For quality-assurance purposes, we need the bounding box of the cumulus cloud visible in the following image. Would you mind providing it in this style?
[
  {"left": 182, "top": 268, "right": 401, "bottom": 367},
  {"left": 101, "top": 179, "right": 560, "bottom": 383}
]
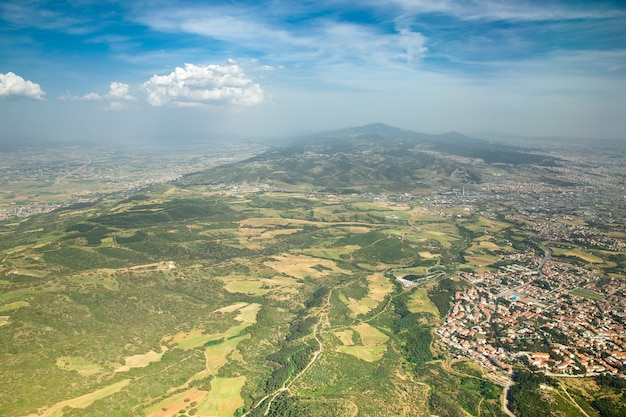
[
  {"left": 142, "top": 62, "right": 263, "bottom": 107},
  {"left": 0, "top": 72, "right": 45, "bottom": 100},
  {"left": 60, "top": 81, "right": 135, "bottom": 109},
  {"left": 105, "top": 82, "right": 135, "bottom": 109}
]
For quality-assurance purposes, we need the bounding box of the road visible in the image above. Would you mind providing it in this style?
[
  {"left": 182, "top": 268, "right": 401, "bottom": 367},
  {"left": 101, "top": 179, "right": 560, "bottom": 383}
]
[
  {"left": 501, "top": 377, "right": 516, "bottom": 417},
  {"left": 536, "top": 243, "right": 552, "bottom": 279}
]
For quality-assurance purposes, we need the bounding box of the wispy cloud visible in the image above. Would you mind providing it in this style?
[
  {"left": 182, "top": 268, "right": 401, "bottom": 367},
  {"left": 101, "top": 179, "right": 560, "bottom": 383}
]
[
  {"left": 0, "top": 0, "right": 99, "bottom": 34},
  {"left": 133, "top": 6, "right": 295, "bottom": 49},
  {"left": 0, "top": 72, "right": 45, "bottom": 100},
  {"left": 142, "top": 61, "right": 264, "bottom": 107},
  {"left": 132, "top": 4, "right": 428, "bottom": 70},
  {"left": 388, "top": 0, "right": 626, "bottom": 21}
]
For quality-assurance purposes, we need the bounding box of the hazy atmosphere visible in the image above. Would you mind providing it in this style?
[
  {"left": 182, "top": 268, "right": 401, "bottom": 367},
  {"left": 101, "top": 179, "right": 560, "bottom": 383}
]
[
  {"left": 1, "top": 0, "right": 625, "bottom": 143},
  {"left": 4, "top": 3, "right": 626, "bottom": 417}
]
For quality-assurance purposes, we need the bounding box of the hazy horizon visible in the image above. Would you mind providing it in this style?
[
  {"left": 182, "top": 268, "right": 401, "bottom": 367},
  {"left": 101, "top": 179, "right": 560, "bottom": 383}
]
[{"left": 1, "top": 0, "right": 625, "bottom": 144}]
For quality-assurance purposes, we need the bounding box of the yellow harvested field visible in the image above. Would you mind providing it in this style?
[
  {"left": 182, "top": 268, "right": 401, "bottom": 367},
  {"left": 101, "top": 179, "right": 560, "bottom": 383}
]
[
  {"left": 234, "top": 303, "right": 261, "bottom": 323},
  {"left": 215, "top": 302, "right": 249, "bottom": 313},
  {"left": 205, "top": 334, "right": 250, "bottom": 375},
  {"left": 334, "top": 330, "right": 355, "bottom": 346},
  {"left": 354, "top": 323, "right": 388, "bottom": 346},
  {"left": 220, "top": 276, "right": 269, "bottom": 295},
  {"left": 346, "top": 296, "right": 377, "bottom": 316},
  {"left": 478, "top": 241, "right": 501, "bottom": 251},
  {"left": 407, "top": 287, "right": 439, "bottom": 316},
  {"left": 337, "top": 344, "right": 387, "bottom": 363},
  {"left": 464, "top": 255, "right": 498, "bottom": 267},
  {"left": 42, "top": 379, "right": 130, "bottom": 417},
  {"left": 337, "top": 323, "right": 388, "bottom": 363},
  {"left": 165, "top": 303, "right": 260, "bottom": 350},
  {"left": 367, "top": 273, "right": 394, "bottom": 302},
  {"left": 218, "top": 274, "right": 301, "bottom": 296},
  {"left": 260, "top": 228, "right": 302, "bottom": 239},
  {"left": 56, "top": 356, "right": 102, "bottom": 377},
  {"left": 145, "top": 388, "right": 208, "bottom": 417},
  {"left": 342, "top": 274, "right": 392, "bottom": 316},
  {"left": 418, "top": 251, "right": 439, "bottom": 259},
  {"left": 196, "top": 376, "right": 247, "bottom": 417},
  {"left": 342, "top": 226, "right": 371, "bottom": 234},
  {"left": 126, "top": 262, "right": 167, "bottom": 271},
  {"left": 115, "top": 347, "right": 167, "bottom": 373},
  {"left": 224, "top": 280, "right": 267, "bottom": 295},
  {"left": 265, "top": 254, "right": 352, "bottom": 279},
  {"left": 165, "top": 329, "right": 222, "bottom": 350}
]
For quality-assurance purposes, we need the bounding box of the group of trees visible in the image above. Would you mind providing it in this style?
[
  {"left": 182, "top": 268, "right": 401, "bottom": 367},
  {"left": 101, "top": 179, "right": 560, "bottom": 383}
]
[{"left": 507, "top": 366, "right": 555, "bottom": 416}]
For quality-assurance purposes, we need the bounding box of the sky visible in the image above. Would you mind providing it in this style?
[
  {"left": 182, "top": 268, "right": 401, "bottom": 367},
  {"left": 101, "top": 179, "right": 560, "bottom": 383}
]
[{"left": 1, "top": 0, "right": 625, "bottom": 144}]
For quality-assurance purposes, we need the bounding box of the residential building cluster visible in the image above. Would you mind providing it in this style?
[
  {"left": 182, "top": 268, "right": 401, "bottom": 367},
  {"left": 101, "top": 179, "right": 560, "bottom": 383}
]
[{"left": 437, "top": 253, "right": 626, "bottom": 377}]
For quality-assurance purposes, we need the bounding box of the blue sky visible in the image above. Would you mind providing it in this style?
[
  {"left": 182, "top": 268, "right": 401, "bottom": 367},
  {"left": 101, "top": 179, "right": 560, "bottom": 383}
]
[{"left": 1, "top": 0, "right": 625, "bottom": 143}]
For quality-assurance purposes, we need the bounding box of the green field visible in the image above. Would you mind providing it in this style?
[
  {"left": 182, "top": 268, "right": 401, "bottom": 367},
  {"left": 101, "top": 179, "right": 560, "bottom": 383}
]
[
  {"left": 569, "top": 288, "right": 605, "bottom": 301},
  {"left": 0, "top": 188, "right": 496, "bottom": 416}
]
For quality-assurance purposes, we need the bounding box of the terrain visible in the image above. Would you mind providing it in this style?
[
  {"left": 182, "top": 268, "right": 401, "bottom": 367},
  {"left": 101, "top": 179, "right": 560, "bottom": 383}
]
[{"left": 0, "top": 124, "right": 624, "bottom": 417}]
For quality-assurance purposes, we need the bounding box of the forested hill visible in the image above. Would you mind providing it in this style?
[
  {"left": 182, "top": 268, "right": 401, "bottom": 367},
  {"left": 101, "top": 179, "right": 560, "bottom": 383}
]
[{"left": 178, "top": 123, "right": 558, "bottom": 193}]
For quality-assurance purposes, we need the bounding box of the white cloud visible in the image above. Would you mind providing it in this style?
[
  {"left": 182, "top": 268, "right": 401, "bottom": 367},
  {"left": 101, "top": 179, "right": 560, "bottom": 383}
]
[
  {"left": 142, "top": 62, "right": 264, "bottom": 107},
  {"left": 85, "top": 92, "right": 104, "bottom": 101},
  {"left": 60, "top": 82, "right": 135, "bottom": 109},
  {"left": 0, "top": 72, "right": 45, "bottom": 100},
  {"left": 107, "top": 82, "right": 134, "bottom": 101}
]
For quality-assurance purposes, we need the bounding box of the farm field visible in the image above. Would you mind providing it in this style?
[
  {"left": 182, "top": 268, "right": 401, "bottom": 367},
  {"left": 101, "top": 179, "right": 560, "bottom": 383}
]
[{"left": 0, "top": 182, "right": 507, "bottom": 417}]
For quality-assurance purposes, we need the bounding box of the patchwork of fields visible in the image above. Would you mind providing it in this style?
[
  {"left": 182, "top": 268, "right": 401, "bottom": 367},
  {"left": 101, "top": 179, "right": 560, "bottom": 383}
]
[{"left": 1, "top": 179, "right": 623, "bottom": 417}]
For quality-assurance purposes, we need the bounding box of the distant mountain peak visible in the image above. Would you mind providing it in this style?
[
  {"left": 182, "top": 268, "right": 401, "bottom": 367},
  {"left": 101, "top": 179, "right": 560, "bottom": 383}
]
[
  {"left": 441, "top": 131, "right": 467, "bottom": 138},
  {"left": 361, "top": 122, "right": 400, "bottom": 130},
  {"left": 320, "top": 123, "right": 412, "bottom": 138}
]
